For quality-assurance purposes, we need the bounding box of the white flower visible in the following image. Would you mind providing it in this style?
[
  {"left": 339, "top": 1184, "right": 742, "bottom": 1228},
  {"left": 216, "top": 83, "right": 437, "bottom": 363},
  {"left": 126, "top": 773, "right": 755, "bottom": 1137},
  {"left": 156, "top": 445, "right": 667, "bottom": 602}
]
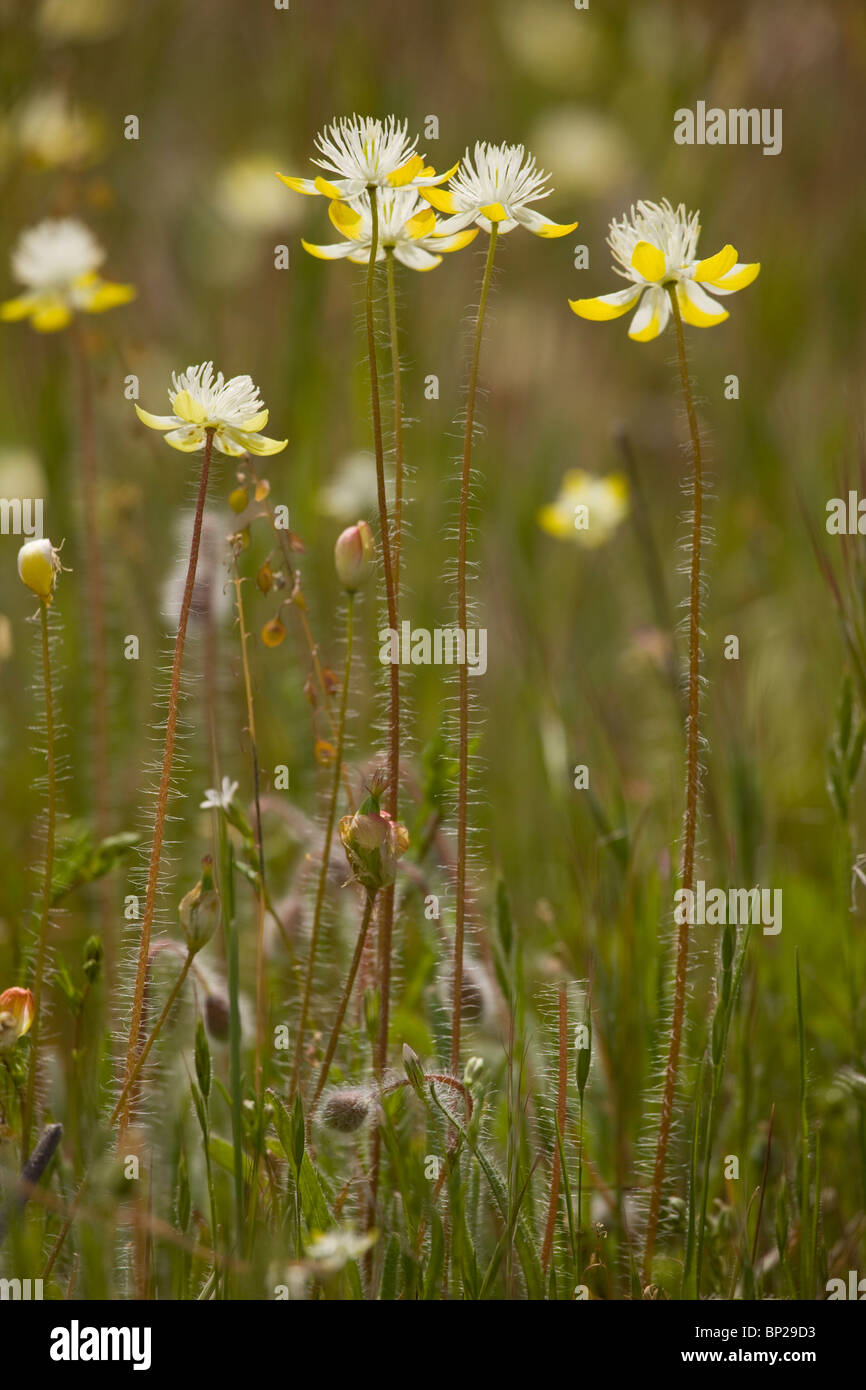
[
  {"left": 303, "top": 1225, "right": 377, "bottom": 1273},
  {"left": 1, "top": 218, "right": 135, "bottom": 332},
  {"left": 200, "top": 777, "right": 239, "bottom": 812},
  {"left": 570, "top": 199, "right": 760, "bottom": 342},
  {"left": 538, "top": 469, "right": 629, "bottom": 547},
  {"left": 135, "top": 362, "right": 288, "bottom": 457},
  {"left": 423, "top": 141, "right": 577, "bottom": 238},
  {"left": 14, "top": 89, "right": 103, "bottom": 168},
  {"left": 277, "top": 114, "right": 456, "bottom": 200},
  {"left": 302, "top": 188, "right": 477, "bottom": 272}
]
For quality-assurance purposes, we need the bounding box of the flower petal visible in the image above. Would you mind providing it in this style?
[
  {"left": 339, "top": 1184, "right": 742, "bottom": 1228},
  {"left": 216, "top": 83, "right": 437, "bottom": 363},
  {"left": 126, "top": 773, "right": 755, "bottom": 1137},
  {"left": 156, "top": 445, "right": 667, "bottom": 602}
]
[
  {"left": 165, "top": 426, "right": 206, "bottom": 452},
  {"left": 677, "top": 279, "right": 729, "bottom": 327},
  {"left": 480, "top": 201, "right": 509, "bottom": 222},
  {"left": 693, "top": 244, "right": 737, "bottom": 283},
  {"left": 135, "top": 404, "right": 179, "bottom": 431},
  {"left": 275, "top": 174, "right": 320, "bottom": 194},
  {"left": 421, "top": 186, "right": 458, "bottom": 213},
  {"left": 242, "top": 431, "right": 288, "bottom": 456},
  {"left": 301, "top": 238, "right": 358, "bottom": 261},
  {"left": 418, "top": 161, "right": 460, "bottom": 187},
  {"left": 432, "top": 228, "right": 479, "bottom": 253},
  {"left": 31, "top": 300, "right": 73, "bottom": 332},
  {"left": 429, "top": 210, "right": 476, "bottom": 236},
  {"left": 394, "top": 244, "right": 442, "bottom": 272},
  {"left": 0, "top": 293, "right": 38, "bottom": 322},
  {"left": 630, "top": 240, "right": 667, "bottom": 282},
  {"left": 705, "top": 261, "right": 761, "bottom": 295},
  {"left": 328, "top": 200, "right": 363, "bottom": 240},
  {"left": 404, "top": 206, "right": 437, "bottom": 239},
  {"left": 628, "top": 286, "right": 670, "bottom": 341},
  {"left": 172, "top": 389, "right": 209, "bottom": 424},
  {"left": 514, "top": 207, "right": 578, "bottom": 238},
  {"left": 569, "top": 285, "right": 643, "bottom": 321},
  {"left": 240, "top": 409, "right": 269, "bottom": 432},
  {"left": 387, "top": 154, "right": 425, "bottom": 187},
  {"left": 314, "top": 175, "right": 344, "bottom": 199},
  {"left": 214, "top": 429, "right": 250, "bottom": 458}
]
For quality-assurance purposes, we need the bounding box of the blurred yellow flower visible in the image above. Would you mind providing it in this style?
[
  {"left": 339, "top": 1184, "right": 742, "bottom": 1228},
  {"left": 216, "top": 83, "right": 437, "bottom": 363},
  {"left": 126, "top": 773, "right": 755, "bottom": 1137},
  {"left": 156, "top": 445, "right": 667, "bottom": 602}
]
[
  {"left": 423, "top": 141, "right": 577, "bottom": 238},
  {"left": 538, "top": 470, "right": 628, "bottom": 547},
  {"left": 1, "top": 219, "right": 135, "bottom": 333},
  {"left": 277, "top": 115, "right": 456, "bottom": 200},
  {"left": 570, "top": 199, "right": 759, "bottom": 343},
  {"left": 38, "top": 0, "right": 129, "bottom": 42},
  {"left": 216, "top": 154, "right": 301, "bottom": 233},
  {"left": 303, "top": 190, "right": 477, "bottom": 271},
  {"left": 135, "top": 362, "right": 288, "bottom": 457}
]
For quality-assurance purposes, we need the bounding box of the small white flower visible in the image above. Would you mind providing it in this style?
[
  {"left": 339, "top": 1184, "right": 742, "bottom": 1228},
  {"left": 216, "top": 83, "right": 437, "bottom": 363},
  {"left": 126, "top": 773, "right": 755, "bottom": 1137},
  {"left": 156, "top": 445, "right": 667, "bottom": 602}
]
[
  {"left": 302, "top": 188, "right": 477, "bottom": 272},
  {"left": 200, "top": 776, "right": 239, "bottom": 812},
  {"left": 570, "top": 198, "right": 760, "bottom": 342},
  {"left": 277, "top": 114, "right": 456, "bottom": 200},
  {"left": 135, "top": 361, "right": 288, "bottom": 457},
  {"left": 304, "top": 1225, "right": 377, "bottom": 1273},
  {"left": 423, "top": 141, "right": 577, "bottom": 238},
  {"left": 1, "top": 218, "right": 134, "bottom": 332}
]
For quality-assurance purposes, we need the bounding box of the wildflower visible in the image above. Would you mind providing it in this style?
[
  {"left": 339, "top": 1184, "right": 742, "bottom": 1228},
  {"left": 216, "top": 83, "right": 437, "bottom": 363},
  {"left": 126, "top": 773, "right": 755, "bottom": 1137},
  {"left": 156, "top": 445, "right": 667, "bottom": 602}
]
[
  {"left": 422, "top": 141, "right": 577, "bottom": 238},
  {"left": 569, "top": 198, "right": 760, "bottom": 342},
  {"left": 303, "top": 190, "right": 477, "bottom": 271},
  {"left": 13, "top": 89, "right": 103, "bottom": 169},
  {"left": 320, "top": 1087, "right": 372, "bottom": 1133},
  {"left": 1, "top": 219, "right": 135, "bottom": 332},
  {"left": 200, "top": 776, "right": 239, "bottom": 813},
  {"left": 277, "top": 114, "right": 455, "bottom": 200},
  {"left": 135, "top": 362, "right": 288, "bottom": 457},
  {"left": 215, "top": 153, "right": 300, "bottom": 233},
  {"left": 303, "top": 1225, "right": 377, "bottom": 1273},
  {"left": 0, "top": 986, "right": 35, "bottom": 1051},
  {"left": 538, "top": 469, "right": 629, "bottom": 547},
  {"left": 339, "top": 787, "right": 409, "bottom": 893},
  {"left": 334, "top": 519, "right": 375, "bottom": 592},
  {"left": 178, "top": 857, "right": 220, "bottom": 955},
  {"left": 17, "top": 537, "right": 63, "bottom": 604}
]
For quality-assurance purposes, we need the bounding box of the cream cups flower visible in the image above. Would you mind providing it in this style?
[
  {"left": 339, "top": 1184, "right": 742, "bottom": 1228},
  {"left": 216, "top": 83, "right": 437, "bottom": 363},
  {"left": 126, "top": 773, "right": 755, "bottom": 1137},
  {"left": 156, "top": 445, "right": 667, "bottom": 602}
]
[
  {"left": 277, "top": 114, "right": 456, "bottom": 200},
  {"left": 569, "top": 198, "right": 760, "bottom": 342},
  {"left": 135, "top": 362, "right": 288, "bottom": 456},
  {"left": 302, "top": 189, "right": 477, "bottom": 271},
  {"left": 1, "top": 218, "right": 135, "bottom": 332},
  {"left": 0, "top": 986, "right": 35, "bottom": 1051},
  {"left": 538, "top": 469, "right": 629, "bottom": 547},
  {"left": 422, "top": 140, "right": 577, "bottom": 238}
]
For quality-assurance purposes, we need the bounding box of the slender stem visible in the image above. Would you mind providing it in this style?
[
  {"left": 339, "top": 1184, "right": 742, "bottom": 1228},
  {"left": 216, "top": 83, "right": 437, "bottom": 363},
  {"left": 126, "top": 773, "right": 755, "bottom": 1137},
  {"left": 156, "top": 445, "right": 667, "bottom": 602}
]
[
  {"left": 310, "top": 888, "right": 377, "bottom": 1114},
  {"left": 643, "top": 287, "right": 705, "bottom": 1283},
  {"left": 232, "top": 567, "right": 268, "bottom": 1093},
  {"left": 22, "top": 600, "right": 56, "bottom": 1160},
  {"left": 541, "top": 983, "right": 568, "bottom": 1272},
  {"left": 117, "top": 430, "right": 214, "bottom": 1143},
  {"left": 385, "top": 248, "right": 404, "bottom": 587},
  {"left": 452, "top": 226, "right": 498, "bottom": 1073},
  {"left": 292, "top": 594, "right": 355, "bottom": 1096},
  {"left": 71, "top": 327, "right": 113, "bottom": 974},
  {"left": 218, "top": 815, "right": 244, "bottom": 1266},
  {"left": 108, "top": 954, "right": 193, "bottom": 1129}
]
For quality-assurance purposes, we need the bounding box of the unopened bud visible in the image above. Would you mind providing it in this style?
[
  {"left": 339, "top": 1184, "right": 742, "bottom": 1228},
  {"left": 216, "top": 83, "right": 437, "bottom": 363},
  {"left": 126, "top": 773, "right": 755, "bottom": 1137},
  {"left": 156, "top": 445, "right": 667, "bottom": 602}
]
[
  {"left": 321, "top": 1087, "right": 372, "bottom": 1133},
  {"left": 83, "top": 935, "right": 103, "bottom": 985},
  {"left": 18, "top": 538, "right": 62, "bottom": 605},
  {"left": 178, "top": 856, "right": 220, "bottom": 954},
  {"left": 338, "top": 783, "right": 409, "bottom": 892},
  {"left": 334, "top": 520, "right": 374, "bottom": 593},
  {"left": 402, "top": 1043, "right": 426, "bottom": 1098},
  {"left": 0, "top": 986, "right": 35, "bottom": 1051}
]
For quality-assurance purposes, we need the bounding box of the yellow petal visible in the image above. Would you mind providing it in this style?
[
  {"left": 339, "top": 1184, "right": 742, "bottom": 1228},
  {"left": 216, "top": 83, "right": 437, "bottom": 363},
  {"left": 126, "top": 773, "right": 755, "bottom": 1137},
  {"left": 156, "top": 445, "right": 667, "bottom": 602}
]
[
  {"left": 32, "top": 302, "right": 72, "bottom": 332},
  {"left": 711, "top": 261, "right": 761, "bottom": 292},
  {"left": 171, "top": 389, "right": 208, "bottom": 425},
  {"left": 427, "top": 161, "right": 459, "bottom": 185},
  {"left": 82, "top": 279, "right": 137, "bottom": 313},
  {"left": 569, "top": 287, "right": 642, "bottom": 321},
  {"left": 314, "top": 175, "right": 343, "bottom": 199},
  {"left": 244, "top": 433, "right": 288, "bottom": 456},
  {"left": 676, "top": 281, "right": 729, "bottom": 327},
  {"left": 404, "top": 206, "right": 437, "bottom": 239},
  {"left": 241, "top": 409, "right": 269, "bottom": 432},
  {"left": 630, "top": 241, "right": 666, "bottom": 282},
  {"left": 328, "top": 200, "right": 363, "bottom": 240},
  {"left": 134, "top": 404, "right": 177, "bottom": 430},
  {"left": 436, "top": 228, "right": 479, "bottom": 253},
  {"left": 532, "top": 218, "right": 578, "bottom": 238},
  {"left": 165, "top": 427, "right": 206, "bottom": 452},
  {"left": 480, "top": 202, "right": 508, "bottom": 222},
  {"left": 275, "top": 174, "right": 319, "bottom": 194},
  {"left": 387, "top": 153, "right": 424, "bottom": 186},
  {"left": 693, "top": 244, "right": 737, "bottom": 283},
  {"left": 0, "top": 294, "right": 37, "bottom": 322},
  {"left": 421, "top": 186, "right": 458, "bottom": 213}
]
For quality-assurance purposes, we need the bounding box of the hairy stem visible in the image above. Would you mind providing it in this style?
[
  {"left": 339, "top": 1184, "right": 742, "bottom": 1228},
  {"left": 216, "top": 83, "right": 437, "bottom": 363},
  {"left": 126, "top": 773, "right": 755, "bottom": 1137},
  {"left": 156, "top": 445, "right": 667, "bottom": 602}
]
[
  {"left": 541, "top": 983, "right": 568, "bottom": 1272},
  {"left": 310, "top": 888, "right": 377, "bottom": 1114},
  {"left": 452, "top": 226, "right": 498, "bottom": 1073},
  {"left": 292, "top": 594, "right": 355, "bottom": 1097},
  {"left": 22, "top": 600, "right": 56, "bottom": 1160},
  {"left": 118, "top": 429, "right": 214, "bottom": 1143},
  {"left": 109, "top": 953, "right": 193, "bottom": 1129},
  {"left": 643, "top": 287, "right": 705, "bottom": 1283},
  {"left": 385, "top": 248, "right": 404, "bottom": 586}
]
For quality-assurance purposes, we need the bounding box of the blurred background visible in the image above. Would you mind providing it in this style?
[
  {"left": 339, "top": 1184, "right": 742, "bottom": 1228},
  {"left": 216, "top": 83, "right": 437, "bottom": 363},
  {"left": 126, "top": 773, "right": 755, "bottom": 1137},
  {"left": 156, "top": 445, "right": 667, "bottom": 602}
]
[{"left": 1, "top": 0, "right": 866, "bottom": 1269}]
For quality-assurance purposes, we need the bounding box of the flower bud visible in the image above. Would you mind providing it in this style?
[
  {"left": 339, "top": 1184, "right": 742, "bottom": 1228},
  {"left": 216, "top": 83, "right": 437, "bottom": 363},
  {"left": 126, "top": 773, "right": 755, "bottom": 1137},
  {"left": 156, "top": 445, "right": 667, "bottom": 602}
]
[
  {"left": 321, "top": 1087, "right": 372, "bottom": 1133},
  {"left": 339, "top": 801, "right": 409, "bottom": 892},
  {"left": 82, "top": 934, "right": 103, "bottom": 985},
  {"left": 178, "top": 856, "right": 220, "bottom": 954},
  {"left": 0, "top": 986, "right": 35, "bottom": 1051},
  {"left": 17, "top": 537, "right": 62, "bottom": 605},
  {"left": 402, "top": 1043, "right": 426, "bottom": 1098},
  {"left": 334, "top": 520, "right": 374, "bottom": 593},
  {"left": 463, "top": 1056, "right": 485, "bottom": 1087}
]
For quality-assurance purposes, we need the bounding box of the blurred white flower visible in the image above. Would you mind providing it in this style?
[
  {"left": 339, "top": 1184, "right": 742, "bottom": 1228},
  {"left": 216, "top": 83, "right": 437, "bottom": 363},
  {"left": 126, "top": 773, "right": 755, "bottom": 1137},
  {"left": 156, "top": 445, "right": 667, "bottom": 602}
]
[
  {"left": 303, "top": 1225, "right": 377, "bottom": 1273},
  {"left": 529, "top": 107, "right": 633, "bottom": 196},
  {"left": 215, "top": 154, "right": 302, "bottom": 233},
  {"left": 14, "top": 89, "right": 103, "bottom": 169},
  {"left": 538, "top": 469, "right": 629, "bottom": 547},
  {"left": 201, "top": 777, "right": 239, "bottom": 813}
]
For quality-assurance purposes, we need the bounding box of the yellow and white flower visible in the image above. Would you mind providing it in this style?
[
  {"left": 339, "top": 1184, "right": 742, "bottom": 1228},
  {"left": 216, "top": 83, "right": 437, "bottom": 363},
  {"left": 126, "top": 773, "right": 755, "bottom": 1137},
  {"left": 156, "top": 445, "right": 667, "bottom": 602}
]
[
  {"left": 135, "top": 362, "right": 288, "bottom": 457},
  {"left": 302, "top": 189, "right": 477, "bottom": 271},
  {"left": 13, "top": 89, "right": 103, "bottom": 169},
  {"left": 18, "top": 537, "right": 63, "bottom": 604},
  {"left": 569, "top": 198, "right": 759, "bottom": 343},
  {"left": 277, "top": 114, "right": 456, "bottom": 200},
  {"left": 422, "top": 141, "right": 577, "bottom": 238},
  {"left": 0, "top": 986, "right": 35, "bottom": 1051},
  {"left": 538, "top": 470, "right": 629, "bottom": 547},
  {"left": 1, "top": 218, "right": 135, "bottom": 333}
]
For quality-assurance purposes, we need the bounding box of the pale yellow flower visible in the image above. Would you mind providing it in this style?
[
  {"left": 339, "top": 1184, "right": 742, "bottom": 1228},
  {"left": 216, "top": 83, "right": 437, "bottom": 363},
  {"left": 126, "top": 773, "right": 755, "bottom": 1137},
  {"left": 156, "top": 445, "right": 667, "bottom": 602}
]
[
  {"left": 423, "top": 141, "right": 577, "bottom": 238},
  {"left": 302, "top": 189, "right": 477, "bottom": 271},
  {"left": 538, "top": 470, "right": 628, "bottom": 547},
  {"left": 1, "top": 219, "right": 135, "bottom": 333},
  {"left": 277, "top": 114, "right": 456, "bottom": 201},
  {"left": 135, "top": 362, "right": 287, "bottom": 457}
]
